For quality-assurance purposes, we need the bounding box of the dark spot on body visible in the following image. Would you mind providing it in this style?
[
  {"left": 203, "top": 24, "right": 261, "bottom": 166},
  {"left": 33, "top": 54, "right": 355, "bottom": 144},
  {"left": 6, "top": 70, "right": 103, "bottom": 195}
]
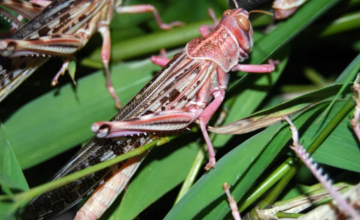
[
  {"left": 160, "top": 96, "right": 169, "bottom": 104},
  {"left": 178, "top": 96, "right": 187, "bottom": 103},
  {"left": 78, "top": 14, "right": 87, "bottom": 22},
  {"left": 144, "top": 110, "right": 154, "bottom": 115},
  {"left": 38, "top": 26, "right": 51, "bottom": 37},
  {"left": 169, "top": 89, "right": 180, "bottom": 102},
  {"left": 62, "top": 26, "right": 69, "bottom": 33},
  {"left": 60, "top": 13, "right": 71, "bottom": 23},
  {"left": 31, "top": 3, "right": 42, "bottom": 8}
]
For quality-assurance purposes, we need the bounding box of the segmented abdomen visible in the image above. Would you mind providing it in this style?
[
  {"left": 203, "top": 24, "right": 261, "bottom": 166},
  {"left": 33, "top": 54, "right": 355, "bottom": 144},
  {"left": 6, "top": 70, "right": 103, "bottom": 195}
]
[{"left": 74, "top": 154, "right": 147, "bottom": 220}]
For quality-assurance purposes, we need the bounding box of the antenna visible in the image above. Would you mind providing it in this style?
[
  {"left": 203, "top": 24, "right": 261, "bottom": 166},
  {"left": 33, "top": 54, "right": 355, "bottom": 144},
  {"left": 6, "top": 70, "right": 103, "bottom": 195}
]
[
  {"left": 232, "top": 0, "right": 239, "bottom": 8},
  {"left": 249, "top": 10, "right": 273, "bottom": 16}
]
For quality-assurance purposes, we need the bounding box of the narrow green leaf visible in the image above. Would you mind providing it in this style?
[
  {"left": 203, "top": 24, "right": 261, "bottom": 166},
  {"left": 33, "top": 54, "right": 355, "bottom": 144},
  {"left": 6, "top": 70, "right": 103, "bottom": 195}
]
[
  {"left": 68, "top": 59, "right": 77, "bottom": 85},
  {"left": 114, "top": 141, "right": 200, "bottom": 220},
  {"left": 320, "top": 11, "right": 360, "bottom": 37},
  {"left": 303, "top": 103, "right": 360, "bottom": 172},
  {"left": 165, "top": 98, "right": 356, "bottom": 219},
  {"left": 317, "top": 53, "right": 360, "bottom": 123},
  {"left": 0, "top": 201, "right": 16, "bottom": 220},
  {"left": 164, "top": 122, "right": 286, "bottom": 220},
  {"left": 335, "top": 53, "right": 360, "bottom": 84},
  {"left": 0, "top": 124, "right": 29, "bottom": 192}
]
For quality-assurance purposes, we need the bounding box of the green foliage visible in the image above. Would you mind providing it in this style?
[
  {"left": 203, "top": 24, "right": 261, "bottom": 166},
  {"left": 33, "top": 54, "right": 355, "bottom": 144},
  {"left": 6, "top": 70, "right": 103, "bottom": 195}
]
[
  {"left": 1, "top": 0, "right": 360, "bottom": 219},
  {"left": 0, "top": 125, "right": 29, "bottom": 193}
]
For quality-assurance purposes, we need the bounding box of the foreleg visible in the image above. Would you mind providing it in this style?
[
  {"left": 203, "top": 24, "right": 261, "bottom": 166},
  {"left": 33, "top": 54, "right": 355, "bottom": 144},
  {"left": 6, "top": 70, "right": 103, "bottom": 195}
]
[
  {"left": 98, "top": 25, "right": 121, "bottom": 109},
  {"left": 231, "top": 59, "right": 279, "bottom": 73},
  {"left": 51, "top": 57, "right": 73, "bottom": 86},
  {"left": 116, "top": 5, "right": 184, "bottom": 30},
  {"left": 199, "top": 8, "right": 219, "bottom": 36},
  {"left": 151, "top": 49, "right": 170, "bottom": 67}
]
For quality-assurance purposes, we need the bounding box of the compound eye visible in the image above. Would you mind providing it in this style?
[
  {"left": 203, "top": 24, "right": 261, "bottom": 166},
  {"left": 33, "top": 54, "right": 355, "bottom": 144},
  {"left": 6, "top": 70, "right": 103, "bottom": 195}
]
[
  {"left": 222, "top": 9, "right": 232, "bottom": 17},
  {"left": 236, "top": 15, "right": 250, "bottom": 32}
]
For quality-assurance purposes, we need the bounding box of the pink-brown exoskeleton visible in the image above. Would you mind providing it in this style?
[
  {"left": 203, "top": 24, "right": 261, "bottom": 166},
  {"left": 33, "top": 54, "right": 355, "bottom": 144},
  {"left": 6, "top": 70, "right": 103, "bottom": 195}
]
[
  {"left": 17, "top": 7, "right": 277, "bottom": 220},
  {"left": 273, "top": 0, "right": 308, "bottom": 20},
  {"left": 0, "top": 0, "right": 183, "bottom": 109},
  {"left": 92, "top": 7, "right": 278, "bottom": 171}
]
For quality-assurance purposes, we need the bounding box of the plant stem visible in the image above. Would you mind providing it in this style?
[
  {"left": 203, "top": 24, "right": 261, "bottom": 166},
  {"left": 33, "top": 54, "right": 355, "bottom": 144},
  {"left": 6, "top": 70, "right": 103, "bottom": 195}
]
[
  {"left": 257, "top": 163, "right": 298, "bottom": 210},
  {"left": 174, "top": 144, "right": 205, "bottom": 204},
  {"left": 239, "top": 158, "right": 294, "bottom": 211},
  {"left": 1, "top": 136, "right": 174, "bottom": 207},
  {"left": 256, "top": 97, "right": 355, "bottom": 209},
  {"left": 307, "top": 98, "right": 355, "bottom": 153}
]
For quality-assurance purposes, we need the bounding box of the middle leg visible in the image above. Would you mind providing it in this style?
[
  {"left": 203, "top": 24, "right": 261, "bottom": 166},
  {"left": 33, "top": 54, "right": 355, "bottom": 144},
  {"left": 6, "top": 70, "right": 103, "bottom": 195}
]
[{"left": 98, "top": 25, "right": 121, "bottom": 109}]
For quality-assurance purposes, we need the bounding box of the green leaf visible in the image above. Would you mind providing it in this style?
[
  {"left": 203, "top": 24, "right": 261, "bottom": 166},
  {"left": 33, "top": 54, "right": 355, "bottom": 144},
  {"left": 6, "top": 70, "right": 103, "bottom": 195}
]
[
  {"left": 317, "top": 53, "right": 360, "bottom": 123},
  {"left": 0, "top": 124, "right": 29, "bottom": 192},
  {"left": 303, "top": 103, "right": 360, "bottom": 172},
  {"left": 165, "top": 100, "right": 339, "bottom": 220},
  {"left": 68, "top": 59, "right": 77, "bottom": 86},
  {"left": 113, "top": 141, "right": 200, "bottom": 220},
  {"left": 0, "top": 201, "right": 16, "bottom": 220},
  {"left": 164, "top": 118, "right": 288, "bottom": 220}
]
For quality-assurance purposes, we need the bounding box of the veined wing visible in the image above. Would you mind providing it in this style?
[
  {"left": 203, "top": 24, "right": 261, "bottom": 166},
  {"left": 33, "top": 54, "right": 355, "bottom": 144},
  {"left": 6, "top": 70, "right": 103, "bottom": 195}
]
[
  {"left": 0, "top": 56, "right": 48, "bottom": 102},
  {"left": 0, "top": 0, "right": 108, "bottom": 103},
  {"left": 11, "top": 0, "right": 106, "bottom": 40},
  {"left": 18, "top": 50, "right": 216, "bottom": 219}
]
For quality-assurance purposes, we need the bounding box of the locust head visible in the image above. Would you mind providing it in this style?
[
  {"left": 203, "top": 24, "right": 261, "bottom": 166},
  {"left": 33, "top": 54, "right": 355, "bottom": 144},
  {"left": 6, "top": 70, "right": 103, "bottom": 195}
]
[{"left": 220, "top": 8, "right": 253, "bottom": 53}]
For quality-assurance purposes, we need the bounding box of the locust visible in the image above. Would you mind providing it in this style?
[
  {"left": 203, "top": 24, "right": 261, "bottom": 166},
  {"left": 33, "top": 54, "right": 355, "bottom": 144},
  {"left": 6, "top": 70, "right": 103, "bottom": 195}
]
[
  {"left": 222, "top": 116, "right": 360, "bottom": 220},
  {"left": 17, "top": 5, "right": 278, "bottom": 220},
  {"left": 0, "top": 0, "right": 182, "bottom": 109}
]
